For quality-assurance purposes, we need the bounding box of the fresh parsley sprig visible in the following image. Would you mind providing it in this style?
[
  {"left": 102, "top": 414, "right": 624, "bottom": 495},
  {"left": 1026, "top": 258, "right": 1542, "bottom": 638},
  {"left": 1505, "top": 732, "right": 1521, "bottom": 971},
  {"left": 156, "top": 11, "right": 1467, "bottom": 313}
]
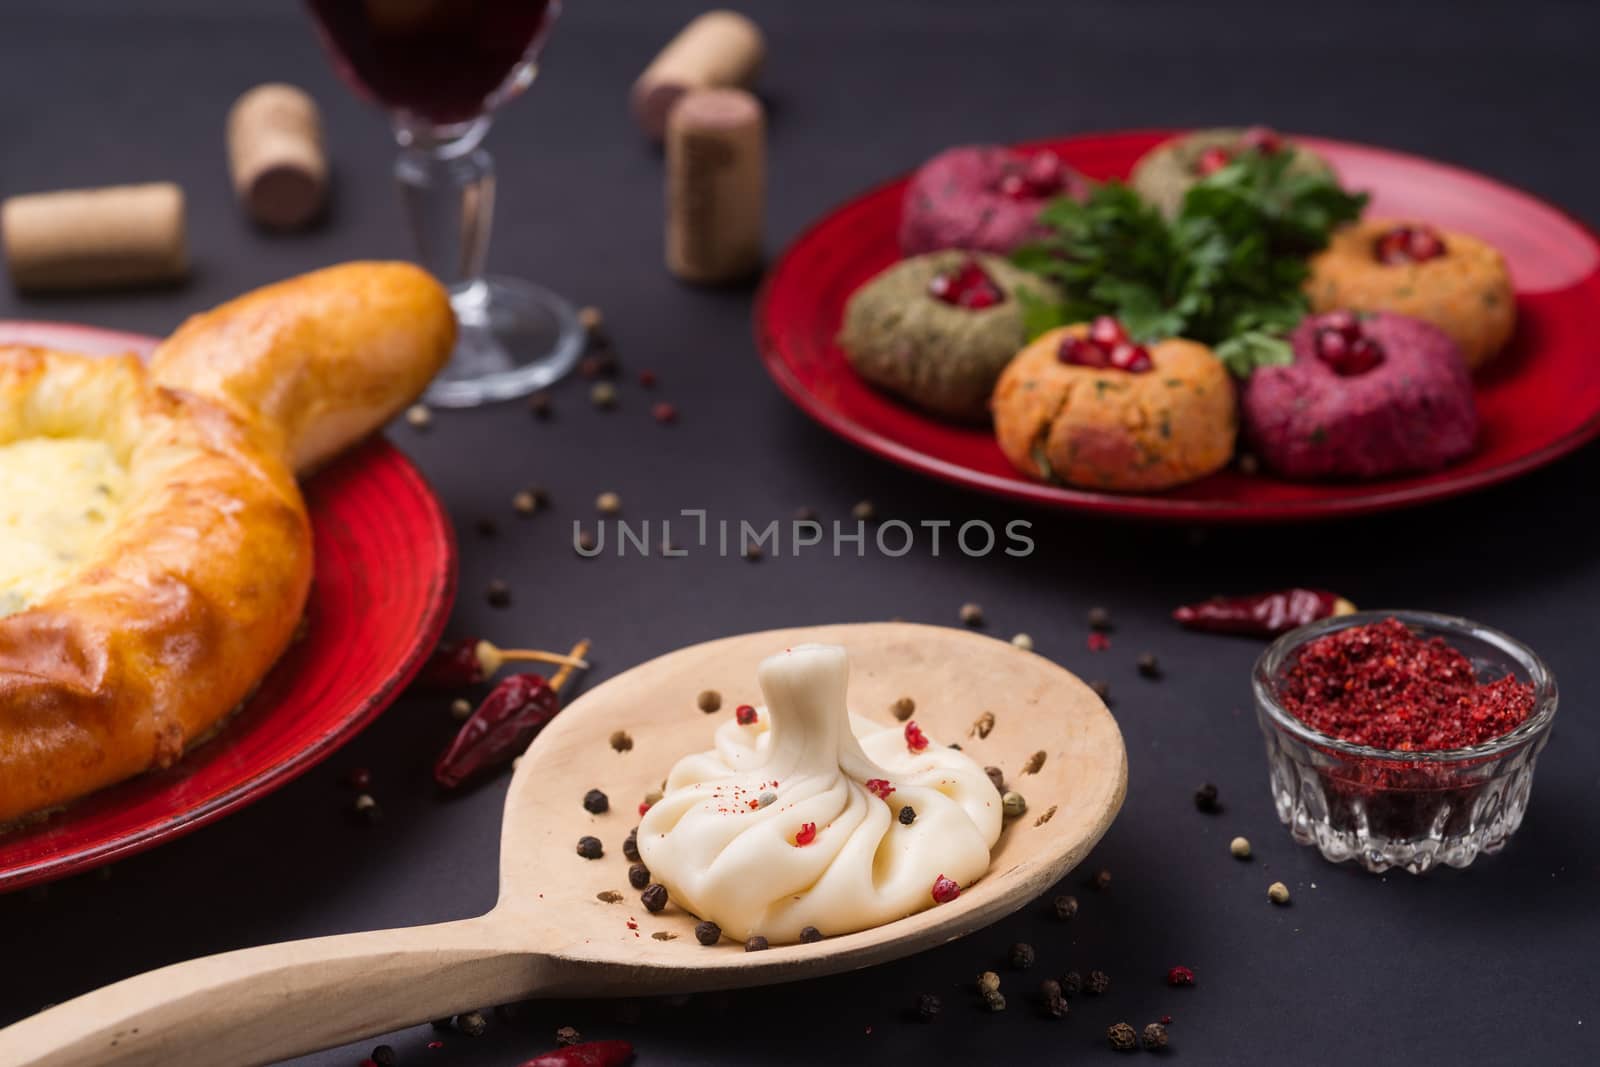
[{"left": 1012, "top": 149, "right": 1368, "bottom": 376}]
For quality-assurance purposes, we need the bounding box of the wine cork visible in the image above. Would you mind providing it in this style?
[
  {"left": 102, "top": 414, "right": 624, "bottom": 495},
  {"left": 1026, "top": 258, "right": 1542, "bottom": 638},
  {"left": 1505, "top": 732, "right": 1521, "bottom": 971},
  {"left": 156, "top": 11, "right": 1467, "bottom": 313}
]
[
  {"left": 632, "top": 10, "right": 765, "bottom": 141},
  {"left": 665, "top": 88, "right": 764, "bottom": 285},
  {"left": 227, "top": 83, "right": 327, "bottom": 230},
  {"left": 2, "top": 183, "right": 187, "bottom": 292}
]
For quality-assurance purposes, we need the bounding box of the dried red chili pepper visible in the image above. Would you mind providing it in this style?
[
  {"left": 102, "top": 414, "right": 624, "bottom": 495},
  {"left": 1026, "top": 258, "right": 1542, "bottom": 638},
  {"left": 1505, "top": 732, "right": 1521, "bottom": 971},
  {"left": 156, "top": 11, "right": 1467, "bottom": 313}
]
[
  {"left": 421, "top": 636, "right": 589, "bottom": 688},
  {"left": 433, "top": 640, "right": 589, "bottom": 788},
  {"left": 1172, "top": 589, "right": 1355, "bottom": 637},
  {"left": 517, "top": 1040, "right": 635, "bottom": 1067}
]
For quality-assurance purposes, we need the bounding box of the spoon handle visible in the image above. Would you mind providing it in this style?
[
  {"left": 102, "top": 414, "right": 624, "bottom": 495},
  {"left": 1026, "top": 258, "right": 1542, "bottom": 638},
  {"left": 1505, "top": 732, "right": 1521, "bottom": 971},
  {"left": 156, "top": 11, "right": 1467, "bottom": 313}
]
[{"left": 0, "top": 914, "right": 552, "bottom": 1067}]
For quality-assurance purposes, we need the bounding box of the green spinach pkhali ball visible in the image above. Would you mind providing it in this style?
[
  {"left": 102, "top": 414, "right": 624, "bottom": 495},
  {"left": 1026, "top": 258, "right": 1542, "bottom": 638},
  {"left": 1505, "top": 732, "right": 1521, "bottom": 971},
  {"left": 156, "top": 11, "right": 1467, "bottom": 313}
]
[
  {"left": 837, "top": 251, "right": 1060, "bottom": 421},
  {"left": 1130, "top": 126, "right": 1335, "bottom": 217}
]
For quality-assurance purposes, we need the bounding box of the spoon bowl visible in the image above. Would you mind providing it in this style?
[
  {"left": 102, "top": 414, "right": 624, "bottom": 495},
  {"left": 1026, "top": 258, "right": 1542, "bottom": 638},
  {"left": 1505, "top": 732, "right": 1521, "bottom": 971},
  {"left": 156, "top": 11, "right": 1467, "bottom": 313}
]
[{"left": 1, "top": 623, "right": 1125, "bottom": 1065}]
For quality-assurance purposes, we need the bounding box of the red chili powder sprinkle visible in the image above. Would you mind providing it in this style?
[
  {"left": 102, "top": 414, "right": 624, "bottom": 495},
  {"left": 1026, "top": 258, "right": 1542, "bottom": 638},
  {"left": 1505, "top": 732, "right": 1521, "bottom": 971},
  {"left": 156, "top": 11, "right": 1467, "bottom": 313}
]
[
  {"left": 795, "top": 821, "right": 817, "bottom": 846},
  {"left": 1087, "top": 632, "right": 1111, "bottom": 652},
  {"left": 930, "top": 874, "right": 961, "bottom": 903},
  {"left": 736, "top": 704, "right": 758, "bottom": 725},
  {"left": 1279, "top": 618, "right": 1536, "bottom": 751},
  {"left": 904, "top": 720, "right": 929, "bottom": 752},
  {"left": 865, "top": 778, "right": 894, "bottom": 800}
]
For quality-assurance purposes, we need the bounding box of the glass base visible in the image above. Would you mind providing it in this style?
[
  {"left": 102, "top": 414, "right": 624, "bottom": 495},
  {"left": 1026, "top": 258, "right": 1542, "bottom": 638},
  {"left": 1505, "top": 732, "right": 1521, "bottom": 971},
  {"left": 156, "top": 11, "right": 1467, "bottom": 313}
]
[{"left": 425, "top": 276, "right": 583, "bottom": 407}]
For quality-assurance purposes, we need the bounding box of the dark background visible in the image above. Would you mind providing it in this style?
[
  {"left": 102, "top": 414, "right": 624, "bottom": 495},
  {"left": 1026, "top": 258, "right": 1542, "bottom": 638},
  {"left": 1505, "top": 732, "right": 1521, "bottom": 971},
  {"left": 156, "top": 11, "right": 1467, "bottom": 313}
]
[{"left": 2, "top": 1, "right": 1598, "bottom": 1064}]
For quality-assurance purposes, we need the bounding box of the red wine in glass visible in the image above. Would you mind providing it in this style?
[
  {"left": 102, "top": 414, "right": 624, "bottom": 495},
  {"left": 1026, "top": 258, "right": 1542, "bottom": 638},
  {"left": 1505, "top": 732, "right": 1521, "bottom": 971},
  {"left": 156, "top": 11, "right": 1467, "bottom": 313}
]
[
  {"left": 308, "top": 0, "right": 555, "bottom": 126},
  {"left": 306, "top": 0, "right": 580, "bottom": 407}
]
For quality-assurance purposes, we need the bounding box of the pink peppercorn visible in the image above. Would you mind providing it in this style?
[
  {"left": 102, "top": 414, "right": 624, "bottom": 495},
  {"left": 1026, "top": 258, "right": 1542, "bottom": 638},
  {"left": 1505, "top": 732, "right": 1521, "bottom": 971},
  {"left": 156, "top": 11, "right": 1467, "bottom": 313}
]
[
  {"left": 1167, "top": 965, "right": 1195, "bottom": 986},
  {"left": 865, "top": 778, "right": 894, "bottom": 800},
  {"left": 736, "top": 704, "right": 758, "bottom": 725},
  {"left": 931, "top": 874, "right": 961, "bottom": 903},
  {"left": 904, "top": 721, "right": 929, "bottom": 752},
  {"left": 795, "top": 822, "right": 817, "bottom": 846}
]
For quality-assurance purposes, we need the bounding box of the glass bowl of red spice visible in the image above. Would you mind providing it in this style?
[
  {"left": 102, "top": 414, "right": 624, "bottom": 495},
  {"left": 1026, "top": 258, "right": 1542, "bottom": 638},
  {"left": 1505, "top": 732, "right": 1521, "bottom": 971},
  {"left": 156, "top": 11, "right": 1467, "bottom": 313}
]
[{"left": 1253, "top": 610, "right": 1557, "bottom": 874}]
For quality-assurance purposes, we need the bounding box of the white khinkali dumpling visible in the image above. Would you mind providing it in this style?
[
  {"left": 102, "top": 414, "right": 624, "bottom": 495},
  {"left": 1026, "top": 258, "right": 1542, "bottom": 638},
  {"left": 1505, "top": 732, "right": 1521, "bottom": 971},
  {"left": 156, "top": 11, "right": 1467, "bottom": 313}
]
[{"left": 638, "top": 643, "right": 1002, "bottom": 942}]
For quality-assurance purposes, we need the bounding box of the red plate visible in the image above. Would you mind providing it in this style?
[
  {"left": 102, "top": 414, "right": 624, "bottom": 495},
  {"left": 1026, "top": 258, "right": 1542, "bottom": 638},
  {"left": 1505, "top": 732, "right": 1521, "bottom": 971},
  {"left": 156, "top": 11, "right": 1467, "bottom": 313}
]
[
  {"left": 755, "top": 130, "right": 1600, "bottom": 520},
  {"left": 0, "top": 322, "right": 456, "bottom": 890}
]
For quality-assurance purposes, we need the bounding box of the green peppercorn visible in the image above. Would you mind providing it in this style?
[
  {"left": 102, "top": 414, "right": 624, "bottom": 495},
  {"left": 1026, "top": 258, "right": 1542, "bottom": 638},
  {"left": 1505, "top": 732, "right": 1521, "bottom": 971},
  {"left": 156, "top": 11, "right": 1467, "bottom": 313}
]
[
  {"left": 1142, "top": 1022, "right": 1169, "bottom": 1050},
  {"left": 977, "top": 970, "right": 1001, "bottom": 996},
  {"left": 983, "top": 991, "right": 1007, "bottom": 1012},
  {"left": 1002, "top": 791, "right": 1028, "bottom": 818},
  {"left": 456, "top": 1011, "right": 487, "bottom": 1038},
  {"left": 555, "top": 1025, "right": 582, "bottom": 1047},
  {"left": 1230, "top": 836, "right": 1252, "bottom": 859},
  {"left": 1268, "top": 881, "right": 1291, "bottom": 905}
]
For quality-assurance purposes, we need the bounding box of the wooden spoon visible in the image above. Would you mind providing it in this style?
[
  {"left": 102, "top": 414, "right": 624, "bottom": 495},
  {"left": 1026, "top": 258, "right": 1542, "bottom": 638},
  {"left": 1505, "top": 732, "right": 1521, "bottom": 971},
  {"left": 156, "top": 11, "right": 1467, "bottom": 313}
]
[{"left": 0, "top": 623, "right": 1126, "bottom": 1066}]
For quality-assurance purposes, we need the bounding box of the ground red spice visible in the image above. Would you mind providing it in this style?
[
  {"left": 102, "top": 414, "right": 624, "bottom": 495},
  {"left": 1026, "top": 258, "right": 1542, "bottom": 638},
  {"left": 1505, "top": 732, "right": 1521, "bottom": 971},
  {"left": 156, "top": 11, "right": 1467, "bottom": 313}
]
[{"left": 1280, "top": 618, "right": 1535, "bottom": 750}]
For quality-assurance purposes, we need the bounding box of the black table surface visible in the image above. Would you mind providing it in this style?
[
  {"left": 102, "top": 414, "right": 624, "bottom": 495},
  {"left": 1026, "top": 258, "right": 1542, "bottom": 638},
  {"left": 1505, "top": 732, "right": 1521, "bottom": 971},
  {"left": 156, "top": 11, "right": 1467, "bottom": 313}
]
[{"left": 2, "top": 1, "right": 1598, "bottom": 1064}]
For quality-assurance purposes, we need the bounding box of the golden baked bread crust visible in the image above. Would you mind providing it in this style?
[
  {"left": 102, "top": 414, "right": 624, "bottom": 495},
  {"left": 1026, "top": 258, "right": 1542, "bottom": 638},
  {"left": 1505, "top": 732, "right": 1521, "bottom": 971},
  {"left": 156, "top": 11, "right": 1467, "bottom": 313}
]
[{"left": 0, "top": 261, "right": 453, "bottom": 824}]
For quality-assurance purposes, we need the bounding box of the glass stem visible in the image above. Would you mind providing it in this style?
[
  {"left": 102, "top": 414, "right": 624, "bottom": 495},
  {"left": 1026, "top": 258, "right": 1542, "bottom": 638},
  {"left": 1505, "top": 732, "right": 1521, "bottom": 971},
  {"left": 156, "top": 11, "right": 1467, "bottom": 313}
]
[{"left": 393, "top": 117, "right": 496, "bottom": 297}]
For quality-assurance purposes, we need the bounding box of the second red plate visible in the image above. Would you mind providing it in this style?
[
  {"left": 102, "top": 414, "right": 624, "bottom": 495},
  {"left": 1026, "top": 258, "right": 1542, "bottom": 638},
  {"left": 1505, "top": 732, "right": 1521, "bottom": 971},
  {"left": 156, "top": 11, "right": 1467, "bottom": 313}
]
[
  {"left": 755, "top": 130, "right": 1600, "bottom": 520},
  {"left": 0, "top": 322, "right": 457, "bottom": 891}
]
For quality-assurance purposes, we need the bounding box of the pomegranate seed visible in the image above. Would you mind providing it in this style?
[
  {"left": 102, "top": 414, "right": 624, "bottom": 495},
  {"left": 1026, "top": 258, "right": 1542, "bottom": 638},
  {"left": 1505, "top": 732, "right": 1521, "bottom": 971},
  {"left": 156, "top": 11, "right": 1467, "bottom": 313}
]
[
  {"left": 1375, "top": 224, "right": 1447, "bottom": 265},
  {"left": 735, "top": 704, "right": 758, "bottom": 725},
  {"left": 1314, "top": 328, "right": 1350, "bottom": 363},
  {"left": 1345, "top": 336, "right": 1385, "bottom": 374},
  {"left": 1196, "top": 146, "right": 1233, "bottom": 175},
  {"left": 1023, "top": 151, "right": 1065, "bottom": 195},
  {"left": 1317, "top": 325, "right": 1385, "bottom": 376},
  {"left": 905, "top": 720, "right": 929, "bottom": 752},
  {"left": 794, "top": 822, "right": 817, "bottom": 846},
  {"left": 1108, "top": 342, "right": 1154, "bottom": 374},
  {"left": 1089, "top": 315, "right": 1127, "bottom": 348},
  {"left": 652, "top": 401, "right": 678, "bottom": 424},
  {"left": 1319, "top": 309, "right": 1361, "bottom": 340},
  {"left": 1239, "top": 125, "right": 1283, "bottom": 154},
  {"left": 928, "top": 259, "right": 1006, "bottom": 310},
  {"left": 865, "top": 778, "right": 894, "bottom": 800},
  {"left": 997, "top": 172, "right": 1030, "bottom": 199},
  {"left": 1167, "top": 965, "right": 1196, "bottom": 986},
  {"left": 930, "top": 874, "right": 961, "bottom": 904},
  {"left": 1058, "top": 334, "right": 1109, "bottom": 368}
]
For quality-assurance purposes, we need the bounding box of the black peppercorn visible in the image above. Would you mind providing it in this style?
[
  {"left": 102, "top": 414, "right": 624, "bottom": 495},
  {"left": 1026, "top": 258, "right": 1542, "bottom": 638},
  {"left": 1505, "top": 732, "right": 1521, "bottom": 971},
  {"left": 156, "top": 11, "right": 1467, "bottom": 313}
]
[
  {"left": 456, "top": 1011, "right": 487, "bottom": 1037},
  {"left": 641, "top": 883, "right": 668, "bottom": 913},
  {"left": 528, "top": 391, "right": 553, "bottom": 418},
  {"left": 485, "top": 579, "right": 511, "bottom": 608},
  {"left": 1087, "top": 970, "right": 1112, "bottom": 995},
  {"left": 431, "top": 1018, "right": 454, "bottom": 1032},
  {"left": 575, "top": 836, "right": 603, "bottom": 860},
  {"left": 1194, "top": 782, "right": 1222, "bottom": 814},
  {"left": 799, "top": 925, "right": 823, "bottom": 943},
  {"left": 371, "top": 1045, "right": 398, "bottom": 1066},
  {"left": 916, "top": 992, "right": 942, "bottom": 1022},
  {"left": 695, "top": 920, "right": 721, "bottom": 946},
  {"left": 985, "top": 766, "right": 1005, "bottom": 793},
  {"left": 1053, "top": 894, "right": 1079, "bottom": 921},
  {"left": 1089, "top": 679, "right": 1112, "bottom": 704},
  {"left": 623, "top": 828, "right": 641, "bottom": 862},
  {"left": 1108, "top": 1022, "right": 1137, "bottom": 1052},
  {"left": 898, "top": 805, "right": 917, "bottom": 825},
  {"left": 1136, "top": 652, "right": 1162, "bottom": 679},
  {"left": 628, "top": 863, "right": 651, "bottom": 890},
  {"left": 1092, "top": 868, "right": 1112, "bottom": 892},
  {"left": 1062, "top": 971, "right": 1083, "bottom": 996},
  {"left": 983, "top": 990, "right": 1007, "bottom": 1012},
  {"left": 1087, "top": 606, "right": 1113, "bottom": 631},
  {"left": 744, "top": 935, "right": 769, "bottom": 952},
  {"left": 1009, "top": 942, "right": 1035, "bottom": 970},
  {"left": 474, "top": 517, "right": 498, "bottom": 539},
  {"left": 583, "top": 788, "right": 609, "bottom": 814},
  {"left": 1040, "top": 979, "right": 1068, "bottom": 1019},
  {"left": 1142, "top": 1022, "right": 1169, "bottom": 1050},
  {"left": 555, "top": 1025, "right": 582, "bottom": 1047}
]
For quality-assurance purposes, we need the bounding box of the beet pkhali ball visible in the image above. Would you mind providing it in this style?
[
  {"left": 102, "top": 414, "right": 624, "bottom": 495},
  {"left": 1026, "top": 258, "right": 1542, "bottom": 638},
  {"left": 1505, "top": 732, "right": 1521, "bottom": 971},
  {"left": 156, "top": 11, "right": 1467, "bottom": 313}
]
[
  {"left": 993, "top": 317, "right": 1237, "bottom": 491},
  {"left": 899, "top": 145, "right": 1091, "bottom": 256},
  {"left": 838, "top": 252, "right": 1061, "bottom": 421},
  {"left": 1130, "top": 126, "right": 1335, "bottom": 217},
  {"left": 1306, "top": 218, "right": 1515, "bottom": 371},
  {"left": 1241, "top": 310, "right": 1477, "bottom": 480}
]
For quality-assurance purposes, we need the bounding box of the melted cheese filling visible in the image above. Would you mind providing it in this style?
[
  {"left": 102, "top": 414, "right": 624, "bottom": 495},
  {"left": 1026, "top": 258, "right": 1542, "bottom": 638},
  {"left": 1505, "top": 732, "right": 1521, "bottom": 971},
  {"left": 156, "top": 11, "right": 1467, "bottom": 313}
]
[{"left": 0, "top": 437, "right": 128, "bottom": 616}]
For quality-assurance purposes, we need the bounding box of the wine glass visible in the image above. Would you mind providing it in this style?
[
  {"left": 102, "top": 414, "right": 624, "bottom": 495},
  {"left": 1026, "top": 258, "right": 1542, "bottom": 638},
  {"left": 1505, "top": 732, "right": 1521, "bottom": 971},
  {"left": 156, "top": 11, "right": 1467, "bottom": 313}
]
[{"left": 307, "top": 0, "right": 581, "bottom": 407}]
